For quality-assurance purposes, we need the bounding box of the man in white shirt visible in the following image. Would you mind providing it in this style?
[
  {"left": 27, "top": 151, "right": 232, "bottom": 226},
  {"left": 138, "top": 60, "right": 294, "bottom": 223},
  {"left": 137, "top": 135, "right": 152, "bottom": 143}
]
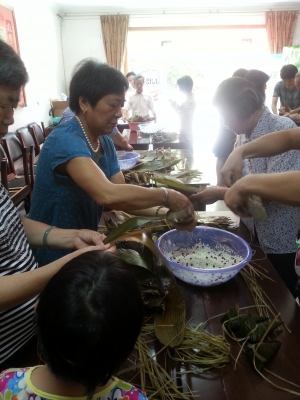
[
  {"left": 125, "top": 71, "right": 136, "bottom": 101},
  {"left": 123, "top": 74, "right": 156, "bottom": 121}
]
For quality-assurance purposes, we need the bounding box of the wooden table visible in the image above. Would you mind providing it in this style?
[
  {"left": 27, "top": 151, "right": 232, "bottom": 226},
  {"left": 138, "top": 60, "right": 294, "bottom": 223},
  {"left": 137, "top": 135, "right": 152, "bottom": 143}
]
[
  {"left": 1, "top": 222, "right": 299, "bottom": 400},
  {"left": 122, "top": 129, "right": 191, "bottom": 150},
  {"left": 121, "top": 222, "right": 300, "bottom": 400},
  {"left": 117, "top": 119, "right": 129, "bottom": 133}
]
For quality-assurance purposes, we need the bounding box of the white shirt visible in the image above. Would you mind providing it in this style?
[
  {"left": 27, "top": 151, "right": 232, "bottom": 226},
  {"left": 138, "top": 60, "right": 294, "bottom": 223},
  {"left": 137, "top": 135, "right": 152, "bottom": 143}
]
[
  {"left": 123, "top": 91, "right": 156, "bottom": 117},
  {"left": 125, "top": 85, "right": 136, "bottom": 101}
]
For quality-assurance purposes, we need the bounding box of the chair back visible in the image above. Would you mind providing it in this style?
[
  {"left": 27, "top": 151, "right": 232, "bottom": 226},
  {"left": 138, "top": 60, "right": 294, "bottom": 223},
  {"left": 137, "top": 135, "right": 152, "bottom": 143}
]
[
  {"left": 17, "top": 126, "right": 39, "bottom": 161},
  {"left": 28, "top": 122, "right": 44, "bottom": 153},
  {"left": 0, "top": 144, "right": 13, "bottom": 188},
  {"left": 1, "top": 132, "right": 24, "bottom": 175}
]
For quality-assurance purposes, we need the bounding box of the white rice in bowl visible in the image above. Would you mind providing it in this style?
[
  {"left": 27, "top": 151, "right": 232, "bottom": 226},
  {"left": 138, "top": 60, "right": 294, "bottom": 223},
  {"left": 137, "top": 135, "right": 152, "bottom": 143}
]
[{"left": 166, "top": 240, "right": 244, "bottom": 270}]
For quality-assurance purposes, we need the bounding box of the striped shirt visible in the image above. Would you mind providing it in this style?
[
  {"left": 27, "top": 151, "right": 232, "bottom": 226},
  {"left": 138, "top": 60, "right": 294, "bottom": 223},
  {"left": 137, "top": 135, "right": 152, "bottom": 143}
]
[{"left": 0, "top": 184, "right": 38, "bottom": 363}]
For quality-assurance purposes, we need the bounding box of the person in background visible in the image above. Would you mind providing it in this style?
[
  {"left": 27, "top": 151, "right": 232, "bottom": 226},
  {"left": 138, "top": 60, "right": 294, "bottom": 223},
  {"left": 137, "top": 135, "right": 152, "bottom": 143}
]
[
  {"left": 295, "top": 71, "right": 300, "bottom": 91},
  {"left": 191, "top": 77, "right": 300, "bottom": 296},
  {"left": 244, "top": 69, "right": 270, "bottom": 97},
  {"left": 0, "top": 251, "right": 147, "bottom": 400},
  {"left": 221, "top": 127, "right": 300, "bottom": 303},
  {"left": 213, "top": 68, "right": 248, "bottom": 185},
  {"left": 169, "top": 75, "right": 196, "bottom": 152},
  {"left": 125, "top": 71, "right": 136, "bottom": 100},
  {"left": 122, "top": 74, "right": 156, "bottom": 121},
  {"left": 59, "top": 106, "right": 133, "bottom": 151},
  {"left": 0, "top": 40, "right": 112, "bottom": 367},
  {"left": 220, "top": 128, "right": 300, "bottom": 213},
  {"left": 271, "top": 64, "right": 300, "bottom": 115},
  {"left": 282, "top": 72, "right": 300, "bottom": 125},
  {"left": 29, "top": 59, "right": 196, "bottom": 267},
  {"left": 213, "top": 69, "right": 269, "bottom": 185}
]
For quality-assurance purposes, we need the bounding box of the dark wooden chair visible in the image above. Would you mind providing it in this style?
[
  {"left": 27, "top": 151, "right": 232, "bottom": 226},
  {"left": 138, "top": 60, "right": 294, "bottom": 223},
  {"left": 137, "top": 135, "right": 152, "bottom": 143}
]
[
  {"left": 40, "top": 122, "right": 47, "bottom": 138},
  {"left": 1, "top": 133, "right": 33, "bottom": 212},
  {"left": 16, "top": 128, "right": 37, "bottom": 189},
  {"left": 0, "top": 141, "right": 31, "bottom": 213},
  {"left": 27, "top": 122, "right": 45, "bottom": 155}
]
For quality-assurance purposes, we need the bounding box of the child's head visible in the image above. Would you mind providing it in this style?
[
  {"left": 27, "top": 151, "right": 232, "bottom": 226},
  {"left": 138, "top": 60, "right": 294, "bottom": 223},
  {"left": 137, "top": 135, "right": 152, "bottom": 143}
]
[
  {"left": 35, "top": 250, "right": 144, "bottom": 398},
  {"left": 177, "top": 75, "right": 193, "bottom": 93}
]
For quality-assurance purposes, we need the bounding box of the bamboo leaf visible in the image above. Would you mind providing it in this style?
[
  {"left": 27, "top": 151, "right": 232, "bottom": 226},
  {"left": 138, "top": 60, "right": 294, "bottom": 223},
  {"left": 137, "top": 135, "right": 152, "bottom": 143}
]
[
  {"left": 154, "top": 280, "right": 186, "bottom": 347},
  {"left": 103, "top": 216, "right": 161, "bottom": 245},
  {"left": 104, "top": 230, "right": 186, "bottom": 347},
  {"left": 249, "top": 321, "right": 283, "bottom": 343},
  {"left": 116, "top": 248, "right": 151, "bottom": 271},
  {"left": 116, "top": 248, "right": 155, "bottom": 283},
  {"left": 148, "top": 174, "right": 198, "bottom": 193},
  {"left": 132, "top": 158, "right": 184, "bottom": 172},
  {"left": 245, "top": 341, "right": 281, "bottom": 371},
  {"left": 129, "top": 265, "right": 155, "bottom": 283}
]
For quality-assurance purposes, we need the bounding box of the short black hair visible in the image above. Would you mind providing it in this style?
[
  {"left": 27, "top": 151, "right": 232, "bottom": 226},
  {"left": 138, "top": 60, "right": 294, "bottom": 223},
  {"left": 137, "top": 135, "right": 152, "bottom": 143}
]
[
  {"left": 280, "top": 64, "right": 298, "bottom": 80},
  {"left": 232, "top": 68, "right": 248, "bottom": 78},
  {"left": 177, "top": 75, "right": 193, "bottom": 93},
  {"left": 36, "top": 251, "right": 144, "bottom": 400},
  {"left": 126, "top": 71, "right": 136, "bottom": 79},
  {"left": 69, "top": 59, "right": 128, "bottom": 113},
  {"left": 0, "top": 40, "right": 29, "bottom": 89},
  {"left": 245, "top": 69, "right": 269, "bottom": 99},
  {"left": 213, "top": 77, "right": 264, "bottom": 119}
]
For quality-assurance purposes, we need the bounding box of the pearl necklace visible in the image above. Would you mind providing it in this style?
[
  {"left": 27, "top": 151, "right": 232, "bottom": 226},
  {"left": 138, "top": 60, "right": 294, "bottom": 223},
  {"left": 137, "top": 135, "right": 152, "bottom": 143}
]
[{"left": 75, "top": 115, "right": 100, "bottom": 153}]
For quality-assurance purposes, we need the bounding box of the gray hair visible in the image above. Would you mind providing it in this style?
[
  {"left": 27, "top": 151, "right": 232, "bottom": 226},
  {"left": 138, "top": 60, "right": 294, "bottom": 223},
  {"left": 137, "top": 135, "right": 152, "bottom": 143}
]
[
  {"left": 0, "top": 40, "right": 29, "bottom": 89},
  {"left": 134, "top": 74, "right": 144, "bottom": 83}
]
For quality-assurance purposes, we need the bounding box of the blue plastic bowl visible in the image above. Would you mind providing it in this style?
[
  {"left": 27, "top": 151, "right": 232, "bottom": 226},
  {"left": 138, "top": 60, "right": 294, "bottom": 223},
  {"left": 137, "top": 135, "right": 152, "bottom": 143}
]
[
  {"left": 138, "top": 123, "right": 161, "bottom": 136},
  {"left": 117, "top": 151, "right": 140, "bottom": 170},
  {"left": 156, "top": 226, "right": 252, "bottom": 286}
]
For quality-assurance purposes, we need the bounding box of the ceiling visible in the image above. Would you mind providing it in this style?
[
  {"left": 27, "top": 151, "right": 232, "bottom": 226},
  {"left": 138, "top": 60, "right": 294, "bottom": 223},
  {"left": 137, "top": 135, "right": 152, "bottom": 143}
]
[{"left": 48, "top": 1, "right": 300, "bottom": 16}]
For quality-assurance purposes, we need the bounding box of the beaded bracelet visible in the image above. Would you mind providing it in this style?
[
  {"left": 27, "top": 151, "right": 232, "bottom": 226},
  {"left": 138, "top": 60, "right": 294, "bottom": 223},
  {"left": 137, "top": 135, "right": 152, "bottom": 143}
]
[
  {"left": 43, "top": 226, "right": 56, "bottom": 248},
  {"left": 155, "top": 205, "right": 164, "bottom": 216}
]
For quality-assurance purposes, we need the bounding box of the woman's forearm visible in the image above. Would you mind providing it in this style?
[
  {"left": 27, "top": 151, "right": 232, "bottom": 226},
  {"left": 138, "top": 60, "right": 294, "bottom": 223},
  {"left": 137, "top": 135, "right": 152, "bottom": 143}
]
[
  {"left": 65, "top": 157, "right": 192, "bottom": 213},
  {"left": 128, "top": 206, "right": 169, "bottom": 217},
  {"left": 240, "top": 128, "right": 300, "bottom": 159},
  {"left": 232, "top": 172, "right": 300, "bottom": 206},
  {"left": 22, "top": 217, "right": 80, "bottom": 249},
  {"left": 0, "top": 246, "right": 98, "bottom": 311}
]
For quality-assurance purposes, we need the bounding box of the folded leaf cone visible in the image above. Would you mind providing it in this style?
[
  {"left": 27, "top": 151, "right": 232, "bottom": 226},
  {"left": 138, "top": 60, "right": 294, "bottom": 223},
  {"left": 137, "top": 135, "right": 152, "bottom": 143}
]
[{"left": 245, "top": 341, "right": 281, "bottom": 371}]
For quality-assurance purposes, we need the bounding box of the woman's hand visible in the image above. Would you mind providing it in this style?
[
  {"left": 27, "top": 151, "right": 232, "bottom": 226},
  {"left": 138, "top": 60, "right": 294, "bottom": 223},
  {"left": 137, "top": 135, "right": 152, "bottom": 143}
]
[
  {"left": 220, "top": 147, "right": 244, "bottom": 187},
  {"left": 287, "top": 113, "right": 300, "bottom": 124},
  {"left": 165, "top": 189, "right": 197, "bottom": 231},
  {"left": 224, "top": 181, "right": 251, "bottom": 217},
  {"left": 73, "top": 230, "right": 116, "bottom": 253},
  {"left": 190, "top": 186, "right": 227, "bottom": 205}
]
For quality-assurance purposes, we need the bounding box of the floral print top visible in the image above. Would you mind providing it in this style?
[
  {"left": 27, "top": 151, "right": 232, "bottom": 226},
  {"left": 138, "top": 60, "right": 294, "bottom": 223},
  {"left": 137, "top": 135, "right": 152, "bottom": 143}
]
[
  {"left": 236, "top": 107, "right": 300, "bottom": 254},
  {"left": 0, "top": 367, "right": 147, "bottom": 400}
]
